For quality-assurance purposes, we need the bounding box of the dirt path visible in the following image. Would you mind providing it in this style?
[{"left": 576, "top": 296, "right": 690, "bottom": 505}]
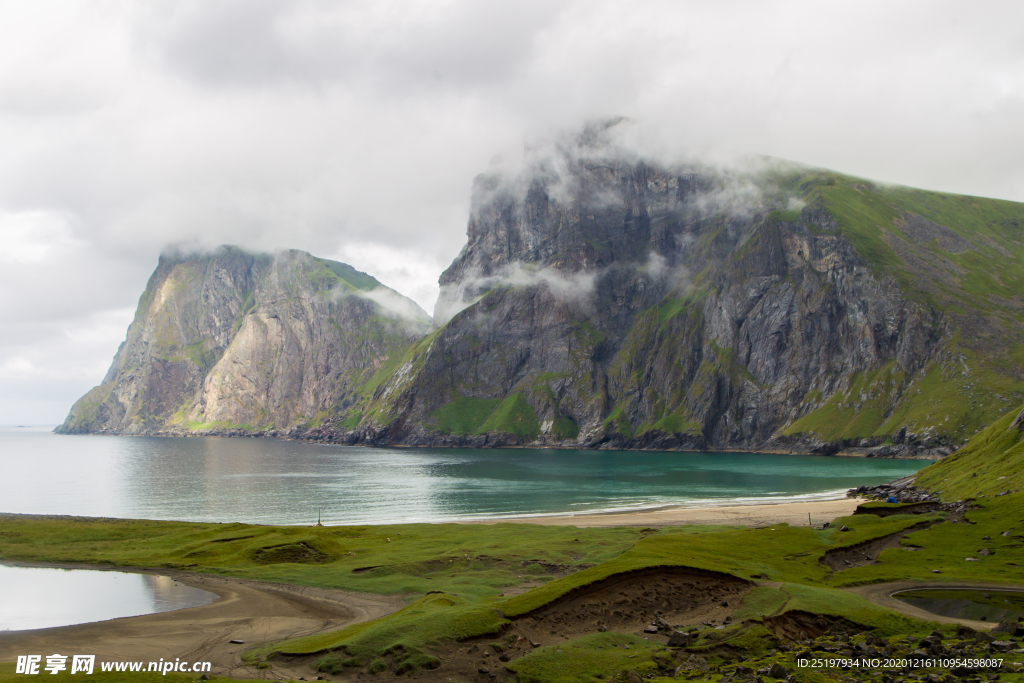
[
  {"left": 845, "top": 580, "right": 1024, "bottom": 630},
  {"left": 0, "top": 565, "right": 404, "bottom": 680}
]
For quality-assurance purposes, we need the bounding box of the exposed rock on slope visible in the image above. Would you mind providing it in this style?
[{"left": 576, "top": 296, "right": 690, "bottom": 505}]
[{"left": 57, "top": 247, "right": 429, "bottom": 435}]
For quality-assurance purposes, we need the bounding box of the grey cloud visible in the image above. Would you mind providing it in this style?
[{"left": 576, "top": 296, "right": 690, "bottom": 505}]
[
  {"left": 138, "top": 0, "right": 352, "bottom": 86},
  {"left": 139, "top": 0, "right": 560, "bottom": 90},
  {"left": 3, "top": 0, "right": 1024, "bottom": 424}
]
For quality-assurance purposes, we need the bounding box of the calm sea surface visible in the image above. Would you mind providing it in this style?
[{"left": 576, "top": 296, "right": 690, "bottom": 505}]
[{"left": 0, "top": 428, "right": 927, "bottom": 526}]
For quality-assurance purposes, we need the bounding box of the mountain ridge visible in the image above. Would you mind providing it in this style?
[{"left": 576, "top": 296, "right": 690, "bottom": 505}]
[{"left": 59, "top": 135, "right": 1024, "bottom": 455}]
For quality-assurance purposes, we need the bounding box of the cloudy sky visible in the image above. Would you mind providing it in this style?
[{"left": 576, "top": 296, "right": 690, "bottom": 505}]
[{"left": 2, "top": 0, "right": 1023, "bottom": 424}]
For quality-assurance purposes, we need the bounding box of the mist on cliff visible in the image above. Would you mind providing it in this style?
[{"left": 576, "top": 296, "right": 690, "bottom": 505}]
[
  {"left": 433, "top": 261, "right": 601, "bottom": 325},
  {"left": 472, "top": 118, "right": 779, "bottom": 220},
  {"left": 432, "top": 122, "right": 753, "bottom": 324},
  {"left": 354, "top": 288, "right": 433, "bottom": 330},
  {"left": 434, "top": 252, "right": 692, "bottom": 326}
]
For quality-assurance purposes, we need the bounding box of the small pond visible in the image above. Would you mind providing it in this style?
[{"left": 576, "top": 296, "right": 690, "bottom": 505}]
[
  {"left": 0, "top": 564, "right": 217, "bottom": 631},
  {"left": 894, "top": 589, "right": 1024, "bottom": 622}
]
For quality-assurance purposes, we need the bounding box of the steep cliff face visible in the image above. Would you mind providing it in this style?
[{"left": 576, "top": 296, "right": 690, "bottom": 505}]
[
  {"left": 57, "top": 247, "right": 429, "bottom": 435},
  {"left": 340, "top": 131, "right": 1024, "bottom": 453}
]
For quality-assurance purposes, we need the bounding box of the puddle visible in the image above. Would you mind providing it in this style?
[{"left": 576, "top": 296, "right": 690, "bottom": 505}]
[
  {"left": 894, "top": 588, "right": 1024, "bottom": 622},
  {"left": 0, "top": 564, "right": 216, "bottom": 631}
]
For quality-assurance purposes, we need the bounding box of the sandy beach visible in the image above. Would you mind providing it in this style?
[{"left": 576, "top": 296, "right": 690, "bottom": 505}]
[
  {"left": 468, "top": 497, "right": 865, "bottom": 528},
  {"left": 0, "top": 568, "right": 404, "bottom": 680}
]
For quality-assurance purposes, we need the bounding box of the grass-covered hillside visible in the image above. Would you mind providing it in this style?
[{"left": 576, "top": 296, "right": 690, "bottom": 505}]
[
  {"left": 916, "top": 404, "right": 1024, "bottom": 499},
  {"left": 775, "top": 171, "right": 1024, "bottom": 446}
]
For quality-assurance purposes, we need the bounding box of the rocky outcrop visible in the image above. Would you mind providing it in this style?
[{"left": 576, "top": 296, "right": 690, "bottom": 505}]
[
  {"left": 337, "top": 128, "right": 1024, "bottom": 452},
  {"left": 57, "top": 246, "right": 429, "bottom": 435}
]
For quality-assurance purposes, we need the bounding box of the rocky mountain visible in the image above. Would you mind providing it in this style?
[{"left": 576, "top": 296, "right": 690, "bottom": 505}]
[
  {"left": 57, "top": 247, "right": 429, "bottom": 435},
  {"left": 61, "top": 125, "right": 1024, "bottom": 454}
]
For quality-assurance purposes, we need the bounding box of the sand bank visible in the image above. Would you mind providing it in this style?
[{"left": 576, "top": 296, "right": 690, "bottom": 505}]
[
  {"left": 0, "top": 566, "right": 403, "bottom": 680},
  {"left": 468, "top": 497, "right": 865, "bottom": 528}
]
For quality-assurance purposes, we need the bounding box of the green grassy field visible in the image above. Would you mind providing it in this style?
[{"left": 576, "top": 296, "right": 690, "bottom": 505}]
[
  {"left": 4, "top": 494, "right": 1022, "bottom": 680},
  {"left": 0, "top": 516, "right": 640, "bottom": 599}
]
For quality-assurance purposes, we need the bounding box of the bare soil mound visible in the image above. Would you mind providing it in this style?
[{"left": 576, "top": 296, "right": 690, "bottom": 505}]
[
  {"left": 763, "top": 610, "right": 866, "bottom": 640},
  {"left": 853, "top": 502, "right": 943, "bottom": 517},
  {"left": 820, "top": 521, "right": 935, "bottom": 571},
  {"left": 410, "top": 568, "right": 750, "bottom": 682},
  {"left": 252, "top": 541, "right": 333, "bottom": 564},
  {"left": 509, "top": 567, "right": 750, "bottom": 645}
]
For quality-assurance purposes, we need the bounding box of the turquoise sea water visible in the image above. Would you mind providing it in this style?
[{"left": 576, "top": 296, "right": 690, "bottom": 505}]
[{"left": 0, "top": 428, "right": 927, "bottom": 526}]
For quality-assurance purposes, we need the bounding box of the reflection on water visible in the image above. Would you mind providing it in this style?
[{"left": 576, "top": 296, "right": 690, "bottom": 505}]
[
  {"left": 894, "top": 589, "right": 1024, "bottom": 622},
  {"left": 0, "top": 564, "right": 216, "bottom": 631},
  {"left": 0, "top": 429, "right": 927, "bottom": 526}
]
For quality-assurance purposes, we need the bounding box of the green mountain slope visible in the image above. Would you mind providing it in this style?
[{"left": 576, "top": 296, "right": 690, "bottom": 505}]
[{"left": 915, "top": 404, "right": 1024, "bottom": 499}]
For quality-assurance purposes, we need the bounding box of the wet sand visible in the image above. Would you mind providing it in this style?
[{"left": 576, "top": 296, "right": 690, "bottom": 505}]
[
  {"left": 0, "top": 567, "right": 404, "bottom": 680},
  {"left": 468, "top": 497, "right": 864, "bottom": 528}
]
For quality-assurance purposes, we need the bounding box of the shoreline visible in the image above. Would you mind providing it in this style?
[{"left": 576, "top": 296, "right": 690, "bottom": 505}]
[
  {"left": 0, "top": 495, "right": 867, "bottom": 529},
  {"left": 29, "top": 428, "right": 940, "bottom": 460}
]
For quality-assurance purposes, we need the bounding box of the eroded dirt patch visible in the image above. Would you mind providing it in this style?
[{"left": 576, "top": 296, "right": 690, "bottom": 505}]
[
  {"left": 252, "top": 541, "right": 332, "bottom": 564},
  {"left": 440, "top": 568, "right": 750, "bottom": 682},
  {"left": 820, "top": 521, "right": 936, "bottom": 571},
  {"left": 853, "top": 502, "right": 944, "bottom": 517},
  {"left": 510, "top": 566, "right": 750, "bottom": 642},
  {"left": 763, "top": 610, "right": 867, "bottom": 640},
  {"left": 301, "top": 567, "right": 752, "bottom": 682}
]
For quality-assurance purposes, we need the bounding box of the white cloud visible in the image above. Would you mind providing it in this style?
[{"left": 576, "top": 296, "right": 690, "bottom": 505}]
[
  {"left": 358, "top": 287, "right": 431, "bottom": 327},
  {"left": 329, "top": 241, "right": 450, "bottom": 315},
  {"left": 0, "top": 210, "right": 81, "bottom": 264}
]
